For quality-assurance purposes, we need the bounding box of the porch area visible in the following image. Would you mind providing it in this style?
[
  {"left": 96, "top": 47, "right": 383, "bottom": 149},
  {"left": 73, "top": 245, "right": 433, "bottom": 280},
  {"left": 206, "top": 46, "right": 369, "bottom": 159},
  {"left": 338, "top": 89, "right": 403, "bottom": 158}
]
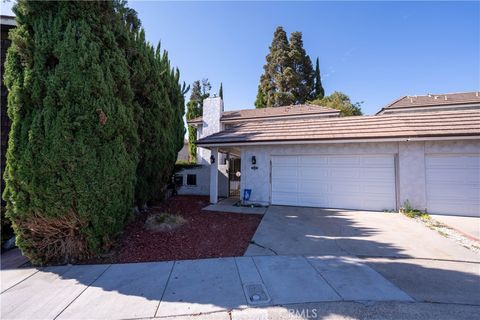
[{"left": 203, "top": 197, "right": 267, "bottom": 215}]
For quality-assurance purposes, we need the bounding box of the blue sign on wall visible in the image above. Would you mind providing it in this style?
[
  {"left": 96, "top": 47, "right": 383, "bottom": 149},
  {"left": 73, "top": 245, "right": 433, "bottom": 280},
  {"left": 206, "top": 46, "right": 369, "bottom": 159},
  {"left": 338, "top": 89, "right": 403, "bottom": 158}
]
[{"left": 243, "top": 189, "right": 252, "bottom": 201}]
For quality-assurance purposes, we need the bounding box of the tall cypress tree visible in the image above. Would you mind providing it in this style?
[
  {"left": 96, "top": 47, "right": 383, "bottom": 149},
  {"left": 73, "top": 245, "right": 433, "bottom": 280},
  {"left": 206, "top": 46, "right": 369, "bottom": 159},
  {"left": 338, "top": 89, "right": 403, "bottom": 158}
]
[
  {"left": 288, "top": 32, "right": 314, "bottom": 104},
  {"left": 254, "top": 85, "right": 266, "bottom": 108},
  {"left": 3, "top": 0, "right": 139, "bottom": 264},
  {"left": 255, "top": 26, "right": 294, "bottom": 108},
  {"left": 186, "top": 79, "right": 210, "bottom": 162},
  {"left": 219, "top": 82, "right": 223, "bottom": 100},
  {"left": 313, "top": 57, "right": 325, "bottom": 100}
]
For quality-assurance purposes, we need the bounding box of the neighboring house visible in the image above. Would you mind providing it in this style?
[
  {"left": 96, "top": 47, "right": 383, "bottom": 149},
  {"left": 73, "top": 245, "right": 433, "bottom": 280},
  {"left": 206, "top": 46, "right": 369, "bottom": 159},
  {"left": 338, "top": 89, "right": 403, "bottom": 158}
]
[
  {"left": 1, "top": 15, "right": 16, "bottom": 207},
  {"left": 192, "top": 92, "right": 480, "bottom": 217}
]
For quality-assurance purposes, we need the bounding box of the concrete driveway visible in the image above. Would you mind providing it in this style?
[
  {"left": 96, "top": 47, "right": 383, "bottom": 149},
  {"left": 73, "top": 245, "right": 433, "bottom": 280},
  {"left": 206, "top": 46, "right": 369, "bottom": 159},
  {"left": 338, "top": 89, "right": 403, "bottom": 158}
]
[{"left": 246, "top": 206, "right": 480, "bottom": 305}]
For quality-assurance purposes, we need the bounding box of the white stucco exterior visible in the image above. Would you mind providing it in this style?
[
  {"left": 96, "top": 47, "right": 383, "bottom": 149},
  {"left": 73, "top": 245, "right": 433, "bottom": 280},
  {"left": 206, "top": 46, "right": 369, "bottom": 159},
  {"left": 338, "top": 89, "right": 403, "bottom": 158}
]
[
  {"left": 197, "top": 97, "right": 224, "bottom": 165},
  {"left": 238, "top": 140, "right": 480, "bottom": 212},
  {"left": 176, "top": 164, "right": 228, "bottom": 197}
]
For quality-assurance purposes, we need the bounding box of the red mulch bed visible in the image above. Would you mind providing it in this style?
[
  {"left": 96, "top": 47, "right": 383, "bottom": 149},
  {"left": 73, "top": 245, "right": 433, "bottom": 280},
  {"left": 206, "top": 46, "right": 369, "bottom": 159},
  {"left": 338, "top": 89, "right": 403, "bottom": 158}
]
[{"left": 90, "top": 196, "right": 262, "bottom": 264}]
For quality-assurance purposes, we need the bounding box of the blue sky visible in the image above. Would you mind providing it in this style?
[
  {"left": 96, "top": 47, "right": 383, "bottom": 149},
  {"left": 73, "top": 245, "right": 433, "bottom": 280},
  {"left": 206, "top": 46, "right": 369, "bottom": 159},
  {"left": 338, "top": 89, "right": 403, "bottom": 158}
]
[{"left": 2, "top": 1, "right": 479, "bottom": 115}]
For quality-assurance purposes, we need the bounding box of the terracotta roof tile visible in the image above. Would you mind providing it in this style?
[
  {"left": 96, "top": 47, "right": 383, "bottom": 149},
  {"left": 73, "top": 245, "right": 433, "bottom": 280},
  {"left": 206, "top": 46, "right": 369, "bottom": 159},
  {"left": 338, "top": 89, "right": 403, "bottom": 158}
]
[
  {"left": 187, "top": 104, "right": 339, "bottom": 124},
  {"left": 196, "top": 110, "right": 480, "bottom": 145},
  {"left": 379, "top": 92, "right": 480, "bottom": 113}
]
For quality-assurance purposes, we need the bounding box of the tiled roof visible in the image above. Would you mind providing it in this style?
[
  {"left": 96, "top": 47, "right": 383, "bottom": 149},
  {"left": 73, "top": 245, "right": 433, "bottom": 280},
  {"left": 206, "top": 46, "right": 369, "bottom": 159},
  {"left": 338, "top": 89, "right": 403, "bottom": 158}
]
[
  {"left": 187, "top": 104, "right": 339, "bottom": 124},
  {"left": 379, "top": 92, "right": 480, "bottom": 113},
  {"left": 196, "top": 110, "right": 480, "bottom": 145}
]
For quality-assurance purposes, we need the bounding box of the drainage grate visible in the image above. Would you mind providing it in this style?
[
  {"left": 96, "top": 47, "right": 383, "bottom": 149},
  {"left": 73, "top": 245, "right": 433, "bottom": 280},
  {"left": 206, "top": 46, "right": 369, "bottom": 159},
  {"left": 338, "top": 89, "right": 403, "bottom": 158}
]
[{"left": 243, "top": 283, "right": 271, "bottom": 305}]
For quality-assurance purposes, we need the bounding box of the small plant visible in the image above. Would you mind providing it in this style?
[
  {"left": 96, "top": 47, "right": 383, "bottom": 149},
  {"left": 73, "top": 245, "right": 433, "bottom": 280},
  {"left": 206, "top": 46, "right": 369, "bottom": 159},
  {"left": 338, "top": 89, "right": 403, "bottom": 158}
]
[
  {"left": 400, "top": 200, "right": 428, "bottom": 219},
  {"left": 145, "top": 213, "right": 187, "bottom": 232}
]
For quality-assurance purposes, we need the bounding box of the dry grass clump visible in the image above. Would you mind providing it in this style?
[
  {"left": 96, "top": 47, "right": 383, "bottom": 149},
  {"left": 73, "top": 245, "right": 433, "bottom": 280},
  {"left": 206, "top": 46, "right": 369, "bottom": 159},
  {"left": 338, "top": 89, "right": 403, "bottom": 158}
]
[{"left": 144, "top": 213, "right": 187, "bottom": 232}]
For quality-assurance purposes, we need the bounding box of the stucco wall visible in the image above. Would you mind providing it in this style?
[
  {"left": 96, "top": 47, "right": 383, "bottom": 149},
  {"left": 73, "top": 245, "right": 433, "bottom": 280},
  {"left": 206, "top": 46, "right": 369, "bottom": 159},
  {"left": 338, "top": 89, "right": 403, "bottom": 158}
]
[
  {"left": 239, "top": 140, "right": 479, "bottom": 210},
  {"left": 176, "top": 166, "right": 210, "bottom": 196},
  {"left": 197, "top": 97, "right": 224, "bottom": 165},
  {"left": 398, "top": 142, "right": 426, "bottom": 210},
  {"left": 176, "top": 164, "right": 228, "bottom": 197}
]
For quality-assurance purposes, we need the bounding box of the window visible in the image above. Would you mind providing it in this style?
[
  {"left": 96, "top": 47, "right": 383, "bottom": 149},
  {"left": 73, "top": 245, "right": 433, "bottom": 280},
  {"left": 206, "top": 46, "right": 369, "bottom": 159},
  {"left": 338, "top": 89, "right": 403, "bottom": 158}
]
[
  {"left": 174, "top": 175, "right": 183, "bottom": 187},
  {"left": 187, "top": 174, "right": 197, "bottom": 186}
]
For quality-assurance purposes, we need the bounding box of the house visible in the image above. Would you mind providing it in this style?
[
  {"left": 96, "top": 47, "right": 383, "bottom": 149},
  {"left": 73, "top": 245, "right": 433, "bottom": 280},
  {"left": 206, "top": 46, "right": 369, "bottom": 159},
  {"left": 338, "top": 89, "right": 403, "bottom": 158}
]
[
  {"left": 189, "top": 92, "right": 480, "bottom": 217},
  {"left": 177, "top": 100, "right": 341, "bottom": 197}
]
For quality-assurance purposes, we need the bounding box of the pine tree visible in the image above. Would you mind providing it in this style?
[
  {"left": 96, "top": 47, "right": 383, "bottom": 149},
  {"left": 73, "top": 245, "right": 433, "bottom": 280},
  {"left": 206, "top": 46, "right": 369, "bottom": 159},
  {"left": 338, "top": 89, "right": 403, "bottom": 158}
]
[
  {"left": 255, "top": 27, "right": 319, "bottom": 107},
  {"left": 313, "top": 57, "right": 325, "bottom": 100},
  {"left": 255, "top": 26, "right": 294, "bottom": 108},
  {"left": 3, "top": 0, "right": 139, "bottom": 264},
  {"left": 219, "top": 82, "right": 223, "bottom": 100},
  {"left": 186, "top": 79, "right": 210, "bottom": 162},
  {"left": 288, "top": 32, "right": 314, "bottom": 104}
]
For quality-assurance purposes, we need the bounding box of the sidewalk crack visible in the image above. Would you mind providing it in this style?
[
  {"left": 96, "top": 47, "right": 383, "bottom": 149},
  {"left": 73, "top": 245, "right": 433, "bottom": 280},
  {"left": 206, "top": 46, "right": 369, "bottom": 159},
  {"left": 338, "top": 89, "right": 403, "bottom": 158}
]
[{"left": 248, "top": 240, "right": 278, "bottom": 255}]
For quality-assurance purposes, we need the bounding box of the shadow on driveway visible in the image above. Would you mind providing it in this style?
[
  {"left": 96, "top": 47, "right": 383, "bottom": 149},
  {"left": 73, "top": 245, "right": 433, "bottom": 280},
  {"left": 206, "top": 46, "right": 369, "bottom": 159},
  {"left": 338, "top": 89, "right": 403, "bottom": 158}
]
[{"left": 1, "top": 205, "right": 479, "bottom": 319}]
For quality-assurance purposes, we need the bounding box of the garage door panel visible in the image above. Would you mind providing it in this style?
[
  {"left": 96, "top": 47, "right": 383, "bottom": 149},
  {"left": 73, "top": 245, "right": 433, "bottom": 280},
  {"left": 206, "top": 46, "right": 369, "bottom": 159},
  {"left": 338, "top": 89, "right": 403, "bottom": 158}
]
[
  {"left": 358, "top": 168, "right": 396, "bottom": 180},
  {"left": 427, "top": 185, "right": 479, "bottom": 200},
  {"left": 326, "top": 156, "right": 361, "bottom": 166},
  {"left": 426, "top": 155, "right": 480, "bottom": 169},
  {"left": 299, "top": 156, "right": 328, "bottom": 166},
  {"left": 272, "top": 180, "right": 298, "bottom": 192},
  {"left": 271, "top": 155, "right": 396, "bottom": 211},
  {"left": 426, "top": 154, "right": 480, "bottom": 216},
  {"left": 273, "top": 166, "right": 297, "bottom": 178},
  {"left": 298, "top": 194, "right": 329, "bottom": 206},
  {"left": 427, "top": 168, "right": 478, "bottom": 184},
  {"left": 298, "top": 182, "right": 328, "bottom": 194},
  {"left": 428, "top": 202, "right": 479, "bottom": 217},
  {"left": 360, "top": 156, "right": 395, "bottom": 167},
  {"left": 272, "top": 156, "right": 298, "bottom": 166},
  {"left": 298, "top": 167, "right": 328, "bottom": 179},
  {"left": 329, "top": 168, "right": 360, "bottom": 179}
]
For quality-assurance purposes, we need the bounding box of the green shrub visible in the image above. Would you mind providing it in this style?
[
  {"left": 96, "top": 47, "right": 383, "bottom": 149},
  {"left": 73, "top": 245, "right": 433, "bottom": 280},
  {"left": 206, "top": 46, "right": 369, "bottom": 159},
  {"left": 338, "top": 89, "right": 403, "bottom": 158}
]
[
  {"left": 3, "top": 1, "right": 138, "bottom": 264},
  {"left": 131, "top": 37, "right": 186, "bottom": 206}
]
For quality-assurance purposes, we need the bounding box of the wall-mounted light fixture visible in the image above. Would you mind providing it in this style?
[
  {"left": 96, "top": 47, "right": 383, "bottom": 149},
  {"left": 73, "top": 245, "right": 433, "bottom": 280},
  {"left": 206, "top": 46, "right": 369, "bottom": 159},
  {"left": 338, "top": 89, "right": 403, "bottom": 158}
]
[
  {"left": 251, "top": 155, "right": 256, "bottom": 165},
  {"left": 210, "top": 155, "right": 215, "bottom": 164}
]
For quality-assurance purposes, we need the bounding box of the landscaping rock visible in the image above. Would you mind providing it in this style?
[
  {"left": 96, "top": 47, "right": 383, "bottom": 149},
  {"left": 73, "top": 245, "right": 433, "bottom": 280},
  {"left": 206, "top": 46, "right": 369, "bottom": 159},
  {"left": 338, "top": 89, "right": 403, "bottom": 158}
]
[{"left": 2, "top": 236, "right": 16, "bottom": 250}]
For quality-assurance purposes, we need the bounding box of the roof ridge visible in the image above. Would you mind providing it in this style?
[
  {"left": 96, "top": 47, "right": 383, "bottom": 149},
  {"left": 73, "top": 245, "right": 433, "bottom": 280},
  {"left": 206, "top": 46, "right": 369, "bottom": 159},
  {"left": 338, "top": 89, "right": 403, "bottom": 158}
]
[{"left": 376, "top": 96, "right": 407, "bottom": 115}]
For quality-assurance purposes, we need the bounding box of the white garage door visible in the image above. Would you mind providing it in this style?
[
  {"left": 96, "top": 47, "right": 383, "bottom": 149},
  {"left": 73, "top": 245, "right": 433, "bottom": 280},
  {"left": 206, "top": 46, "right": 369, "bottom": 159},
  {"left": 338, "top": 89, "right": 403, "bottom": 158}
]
[
  {"left": 426, "top": 155, "right": 480, "bottom": 216},
  {"left": 271, "top": 155, "right": 396, "bottom": 211}
]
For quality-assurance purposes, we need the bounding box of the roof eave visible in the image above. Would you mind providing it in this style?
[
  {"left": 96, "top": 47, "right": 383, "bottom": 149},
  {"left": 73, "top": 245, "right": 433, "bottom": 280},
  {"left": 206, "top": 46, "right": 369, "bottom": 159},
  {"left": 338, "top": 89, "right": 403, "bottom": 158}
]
[{"left": 196, "top": 134, "right": 480, "bottom": 148}]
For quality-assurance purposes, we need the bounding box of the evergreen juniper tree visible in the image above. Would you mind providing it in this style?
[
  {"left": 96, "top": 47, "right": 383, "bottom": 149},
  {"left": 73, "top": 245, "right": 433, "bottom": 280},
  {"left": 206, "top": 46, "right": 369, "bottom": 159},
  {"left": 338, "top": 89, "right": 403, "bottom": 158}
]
[
  {"left": 313, "top": 57, "right": 325, "bottom": 100},
  {"left": 3, "top": 0, "right": 139, "bottom": 264}
]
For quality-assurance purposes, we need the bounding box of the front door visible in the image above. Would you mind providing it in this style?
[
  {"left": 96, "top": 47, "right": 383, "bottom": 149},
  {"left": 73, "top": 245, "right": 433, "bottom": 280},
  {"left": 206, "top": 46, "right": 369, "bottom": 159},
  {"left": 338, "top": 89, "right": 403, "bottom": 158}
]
[{"left": 229, "top": 158, "right": 241, "bottom": 197}]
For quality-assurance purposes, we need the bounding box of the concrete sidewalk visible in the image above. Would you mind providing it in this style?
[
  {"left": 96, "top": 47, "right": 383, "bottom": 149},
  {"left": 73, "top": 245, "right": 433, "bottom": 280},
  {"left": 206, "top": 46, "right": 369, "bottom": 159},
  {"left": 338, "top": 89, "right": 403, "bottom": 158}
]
[{"left": 1, "top": 255, "right": 412, "bottom": 320}]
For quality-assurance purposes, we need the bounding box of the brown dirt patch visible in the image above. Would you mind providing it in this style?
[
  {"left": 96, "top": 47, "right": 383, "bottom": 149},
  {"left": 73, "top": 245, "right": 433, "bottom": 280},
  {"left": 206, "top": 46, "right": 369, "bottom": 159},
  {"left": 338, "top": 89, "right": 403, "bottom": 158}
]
[{"left": 87, "top": 196, "right": 262, "bottom": 264}]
